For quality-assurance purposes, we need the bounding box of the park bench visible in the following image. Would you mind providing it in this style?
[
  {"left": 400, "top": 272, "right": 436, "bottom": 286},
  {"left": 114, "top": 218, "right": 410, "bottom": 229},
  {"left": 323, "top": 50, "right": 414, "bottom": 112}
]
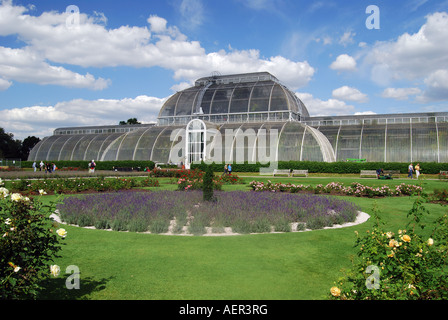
[
  {"left": 291, "top": 170, "right": 308, "bottom": 177},
  {"left": 273, "top": 169, "right": 291, "bottom": 176},
  {"left": 360, "top": 170, "right": 378, "bottom": 178}
]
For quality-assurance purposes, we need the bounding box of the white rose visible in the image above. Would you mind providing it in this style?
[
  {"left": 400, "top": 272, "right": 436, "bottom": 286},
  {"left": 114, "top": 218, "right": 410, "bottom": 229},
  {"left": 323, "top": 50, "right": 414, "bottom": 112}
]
[{"left": 10, "top": 193, "right": 22, "bottom": 202}]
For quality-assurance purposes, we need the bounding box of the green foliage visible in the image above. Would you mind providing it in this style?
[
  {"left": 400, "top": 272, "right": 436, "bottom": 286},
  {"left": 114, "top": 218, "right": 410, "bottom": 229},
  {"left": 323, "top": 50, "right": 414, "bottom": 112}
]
[
  {"left": 7, "top": 176, "right": 159, "bottom": 194},
  {"left": 21, "top": 160, "right": 155, "bottom": 171},
  {"left": 190, "top": 161, "right": 448, "bottom": 174},
  {"left": 329, "top": 199, "right": 448, "bottom": 300},
  {"left": 0, "top": 190, "right": 65, "bottom": 299},
  {"left": 202, "top": 165, "right": 215, "bottom": 202}
]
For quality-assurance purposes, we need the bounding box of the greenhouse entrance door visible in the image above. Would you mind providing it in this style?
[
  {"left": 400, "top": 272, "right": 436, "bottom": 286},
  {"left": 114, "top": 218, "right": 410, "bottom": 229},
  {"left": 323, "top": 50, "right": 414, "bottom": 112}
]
[{"left": 185, "top": 119, "right": 206, "bottom": 169}]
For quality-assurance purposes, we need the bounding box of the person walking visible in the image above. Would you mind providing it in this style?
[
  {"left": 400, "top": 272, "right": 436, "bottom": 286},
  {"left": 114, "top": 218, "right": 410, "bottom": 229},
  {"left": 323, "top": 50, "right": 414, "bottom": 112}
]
[
  {"left": 227, "top": 163, "right": 232, "bottom": 175},
  {"left": 222, "top": 163, "right": 229, "bottom": 176},
  {"left": 415, "top": 163, "right": 421, "bottom": 179},
  {"left": 89, "top": 160, "right": 96, "bottom": 173},
  {"left": 408, "top": 163, "right": 414, "bottom": 179},
  {"left": 32, "top": 161, "right": 36, "bottom": 172}
]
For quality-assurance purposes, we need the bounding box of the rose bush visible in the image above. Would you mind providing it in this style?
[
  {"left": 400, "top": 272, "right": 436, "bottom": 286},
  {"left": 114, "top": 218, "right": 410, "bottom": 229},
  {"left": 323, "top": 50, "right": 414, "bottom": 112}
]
[
  {"left": 329, "top": 200, "right": 448, "bottom": 300},
  {"left": 1, "top": 189, "right": 65, "bottom": 299},
  {"left": 249, "top": 181, "right": 422, "bottom": 198}
]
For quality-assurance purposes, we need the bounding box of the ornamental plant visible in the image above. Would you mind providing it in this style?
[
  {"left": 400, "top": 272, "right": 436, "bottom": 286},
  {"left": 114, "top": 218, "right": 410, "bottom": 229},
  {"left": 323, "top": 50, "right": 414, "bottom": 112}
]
[
  {"left": 1, "top": 189, "right": 65, "bottom": 299},
  {"left": 202, "top": 165, "right": 216, "bottom": 202},
  {"left": 329, "top": 199, "right": 448, "bottom": 300}
]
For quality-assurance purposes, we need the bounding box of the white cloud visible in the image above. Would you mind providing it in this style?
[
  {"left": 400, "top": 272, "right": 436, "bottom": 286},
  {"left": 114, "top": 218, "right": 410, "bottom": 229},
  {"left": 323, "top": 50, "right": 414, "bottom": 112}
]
[
  {"left": 332, "top": 86, "right": 368, "bottom": 103},
  {"left": 0, "top": 95, "right": 165, "bottom": 140},
  {"left": 178, "top": 0, "right": 204, "bottom": 29},
  {"left": 330, "top": 54, "right": 357, "bottom": 72},
  {"left": 0, "top": 77, "right": 12, "bottom": 91},
  {"left": 296, "top": 92, "right": 355, "bottom": 116},
  {"left": 339, "top": 31, "right": 356, "bottom": 47},
  {"left": 417, "top": 69, "right": 448, "bottom": 102},
  {"left": 0, "top": 1, "right": 315, "bottom": 92},
  {"left": 0, "top": 46, "right": 110, "bottom": 90},
  {"left": 364, "top": 11, "right": 448, "bottom": 83},
  {"left": 381, "top": 87, "right": 422, "bottom": 100},
  {"left": 354, "top": 111, "right": 376, "bottom": 115}
]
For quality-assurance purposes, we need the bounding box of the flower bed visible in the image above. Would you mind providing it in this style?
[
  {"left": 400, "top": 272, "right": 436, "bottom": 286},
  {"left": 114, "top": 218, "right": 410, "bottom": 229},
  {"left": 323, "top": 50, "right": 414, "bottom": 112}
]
[
  {"left": 249, "top": 181, "right": 422, "bottom": 198},
  {"left": 8, "top": 176, "right": 159, "bottom": 194},
  {"left": 56, "top": 190, "right": 360, "bottom": 234}
]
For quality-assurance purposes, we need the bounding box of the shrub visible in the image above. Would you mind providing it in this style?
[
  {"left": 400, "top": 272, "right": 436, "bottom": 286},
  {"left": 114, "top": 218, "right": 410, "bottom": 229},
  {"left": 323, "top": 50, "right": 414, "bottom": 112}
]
[
  {"left": 149, "top": 218, "right": 170, "bottom": 234},
  {"left": 0, "top": 191, "right": 64, "bottom": 299},
  {"left": 202, "top": 165, "right": 216, "bottom": 202},
  {"left": 250, "top": 218, "right": 272, "bottom": 233},
  {"left": 128, "top": 219, "right": 149, "bottom": 233},
  {"left": 329, "top": 200, "right": 448, "bottom": 300}
]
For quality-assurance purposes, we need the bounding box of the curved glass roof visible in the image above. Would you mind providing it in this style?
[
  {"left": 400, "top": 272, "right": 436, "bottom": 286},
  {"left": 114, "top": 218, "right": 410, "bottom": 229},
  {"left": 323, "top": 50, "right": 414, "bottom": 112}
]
[{"left": 157, "top": 72, "right": 309, "bottom": 125}]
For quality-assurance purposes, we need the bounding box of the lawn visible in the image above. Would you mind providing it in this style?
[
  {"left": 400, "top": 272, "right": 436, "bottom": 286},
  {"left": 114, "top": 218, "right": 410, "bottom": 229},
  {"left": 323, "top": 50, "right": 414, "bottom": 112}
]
[{"left": 35, "top": 174, "right": 448, "bottom": 300}]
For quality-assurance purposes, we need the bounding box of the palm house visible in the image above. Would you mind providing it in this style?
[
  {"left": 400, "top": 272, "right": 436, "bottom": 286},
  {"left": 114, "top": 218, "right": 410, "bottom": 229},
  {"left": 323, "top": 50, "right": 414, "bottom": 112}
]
[{"left": 28, "top": 72, "right": 448, "bottom": 166}]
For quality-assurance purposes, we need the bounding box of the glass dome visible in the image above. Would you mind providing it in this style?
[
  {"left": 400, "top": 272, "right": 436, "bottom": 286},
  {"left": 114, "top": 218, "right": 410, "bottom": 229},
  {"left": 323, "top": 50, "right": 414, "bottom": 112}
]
[{"left": 157, "top": 72, "right": 309, "bottom": 126}]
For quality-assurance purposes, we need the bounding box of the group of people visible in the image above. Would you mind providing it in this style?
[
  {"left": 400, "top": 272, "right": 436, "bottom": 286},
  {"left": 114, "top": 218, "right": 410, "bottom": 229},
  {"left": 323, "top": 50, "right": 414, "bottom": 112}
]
[
  {"left": 222, "top": 164, "right": 232, "bottom": 175},
  {"left": 32, "top": 161, "right": 57, "bottom": 173},
  {"left": 408, "top": 163, "right": 421, "bottom": 179}
]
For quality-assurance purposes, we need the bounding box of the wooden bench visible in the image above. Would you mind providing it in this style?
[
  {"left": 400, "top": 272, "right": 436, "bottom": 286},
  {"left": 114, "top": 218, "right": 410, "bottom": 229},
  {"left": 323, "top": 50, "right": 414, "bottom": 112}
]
[
  {"left": 291, "top": 170, "right": 308, "bottom": 177},
  {"left": 360, "top": 170, "right": 378, "bottom": 178},
  {"left": 273, "top": 169, "right": 291, "bottom": 176}
]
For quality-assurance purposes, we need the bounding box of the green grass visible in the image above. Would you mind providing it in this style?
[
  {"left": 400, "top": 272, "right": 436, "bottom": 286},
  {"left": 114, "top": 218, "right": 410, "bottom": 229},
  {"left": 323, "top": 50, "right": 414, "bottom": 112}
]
[{"left": 36, "top": 175, "right": 448, "bottom": 300}]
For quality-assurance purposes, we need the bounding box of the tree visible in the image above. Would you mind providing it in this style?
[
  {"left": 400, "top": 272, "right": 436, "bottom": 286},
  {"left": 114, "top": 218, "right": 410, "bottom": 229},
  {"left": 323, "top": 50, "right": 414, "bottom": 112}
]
[
  {"left": 21, "top": 136, "right": 41, "bottom": 160},
  {"left": 0, "top": 128, "right": 21, "bottom": 159},
  {"left": 119, "top": 118, "right": 141, "bottom": 125}
]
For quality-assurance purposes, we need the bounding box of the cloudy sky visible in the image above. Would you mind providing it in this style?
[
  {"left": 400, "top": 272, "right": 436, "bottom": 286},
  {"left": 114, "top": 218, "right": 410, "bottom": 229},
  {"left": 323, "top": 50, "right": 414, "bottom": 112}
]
[{"left": 1, "top": 0, "right": 448, "bottom": 140}]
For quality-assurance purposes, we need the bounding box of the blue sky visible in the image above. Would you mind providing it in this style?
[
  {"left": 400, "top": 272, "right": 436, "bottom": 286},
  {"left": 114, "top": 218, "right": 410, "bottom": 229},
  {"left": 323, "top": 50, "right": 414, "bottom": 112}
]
[{"left": 1, "top": 0, "right": 448, "bottom": 140}]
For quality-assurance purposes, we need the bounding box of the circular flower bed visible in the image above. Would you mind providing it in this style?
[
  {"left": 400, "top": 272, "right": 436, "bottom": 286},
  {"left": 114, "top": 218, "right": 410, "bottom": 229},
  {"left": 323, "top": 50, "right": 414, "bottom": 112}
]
[{"left": 56, "top": 190, "right": 361, "bottom": 235}]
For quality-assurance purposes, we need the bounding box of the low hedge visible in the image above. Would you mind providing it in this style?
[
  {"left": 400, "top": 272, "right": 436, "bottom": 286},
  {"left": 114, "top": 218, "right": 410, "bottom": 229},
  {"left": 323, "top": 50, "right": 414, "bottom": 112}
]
[
  {"left": 20, "top": 160, "right": 447, "bottom": 174},
  {"left": 192, "top": 161, "right": 448, "bottom": 174},
  {"left": 21, "top": 160, "right": 155, "bottom": 171}
]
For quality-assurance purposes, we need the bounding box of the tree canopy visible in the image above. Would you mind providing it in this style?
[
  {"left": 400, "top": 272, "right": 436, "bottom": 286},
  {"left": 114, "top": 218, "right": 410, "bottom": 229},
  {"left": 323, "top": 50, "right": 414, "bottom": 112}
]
[
  {"left": 0, "top": 128, "right": 40, "bottom": 160},
  {"left": 119, "top": 118, "right": 141, "bottom": 125}
]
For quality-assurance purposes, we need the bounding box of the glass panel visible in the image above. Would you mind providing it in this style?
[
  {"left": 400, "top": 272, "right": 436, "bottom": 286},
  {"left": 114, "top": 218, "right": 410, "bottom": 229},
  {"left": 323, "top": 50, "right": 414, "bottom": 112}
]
[
  {"left": 175, "top": 90, "right": 198, "bottom": 116},
  {"left": 133, "top": 127, "right": 166, "bottom": 160},
  {"left": 269, "top": 84, "right": 288, "bottom": 112},
  {"left": 249, "top": 84, "right": 272, "bottom": 112},
  {"left": 336, "top": 125, "right": 362, "bottom": 161},
  {"left": 386, "top": 123, "right": 411, "bottom": 162},
  {"left": 58, "top": 135, "right": 83, "bottom": 160},
  {"left": 360, "top": 124, "right": 386, "bottom": 162},
  {"left": 159, "top": 93, "right": 179, "bottom": 117},
  {"left": 101, "top": 135, "right": 127, "bottom": 161},
  {"left": 278, "top": 122, "right": 305, "bottom": 161},
  {"left": 229, "top": 84, "right": 251, "bottom": 113},
  {"left": 315, "top": 126, "right": 339, "bottom": 159},
  {"left": 438, "top": 122, "right": 448, "bottom": 162},
  {"left": 257, "top": 123, "right": 284, "bottom": 163},
  {"left": 301, "top": 128, "right": 324, "bottom": 162},
  {"left": 412, "top": 122, "right": 438, "bottom": 162},
  {"left": 29, "top": 136, "right": 58, "bottom": 161},
  {"left": 151, "top": 127, "right": 183, "bottom": 163},
  {"left": 46, "top": 135, "right": 72, "bottom": 161},
  {"left": 86, "top": 134, "right": 122, "bottom": 161},
  {"left": 27, "top": 137, "right": 48, "bottom": 161},
  {"left": 116, "top": 129, "right": 146, "bottom": 160},
  {"left": 200, "top": 88, "right": 215, "bottom": 114},
  {"left": 210, "top": 88, "right": 232, "bottom": 114}
]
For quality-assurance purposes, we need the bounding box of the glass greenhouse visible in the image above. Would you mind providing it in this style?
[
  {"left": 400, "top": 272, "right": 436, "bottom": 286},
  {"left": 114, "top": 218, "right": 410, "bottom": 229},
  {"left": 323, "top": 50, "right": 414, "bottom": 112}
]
[{"left": 28, "top": 72, "right": 448, "bottom": 165}]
